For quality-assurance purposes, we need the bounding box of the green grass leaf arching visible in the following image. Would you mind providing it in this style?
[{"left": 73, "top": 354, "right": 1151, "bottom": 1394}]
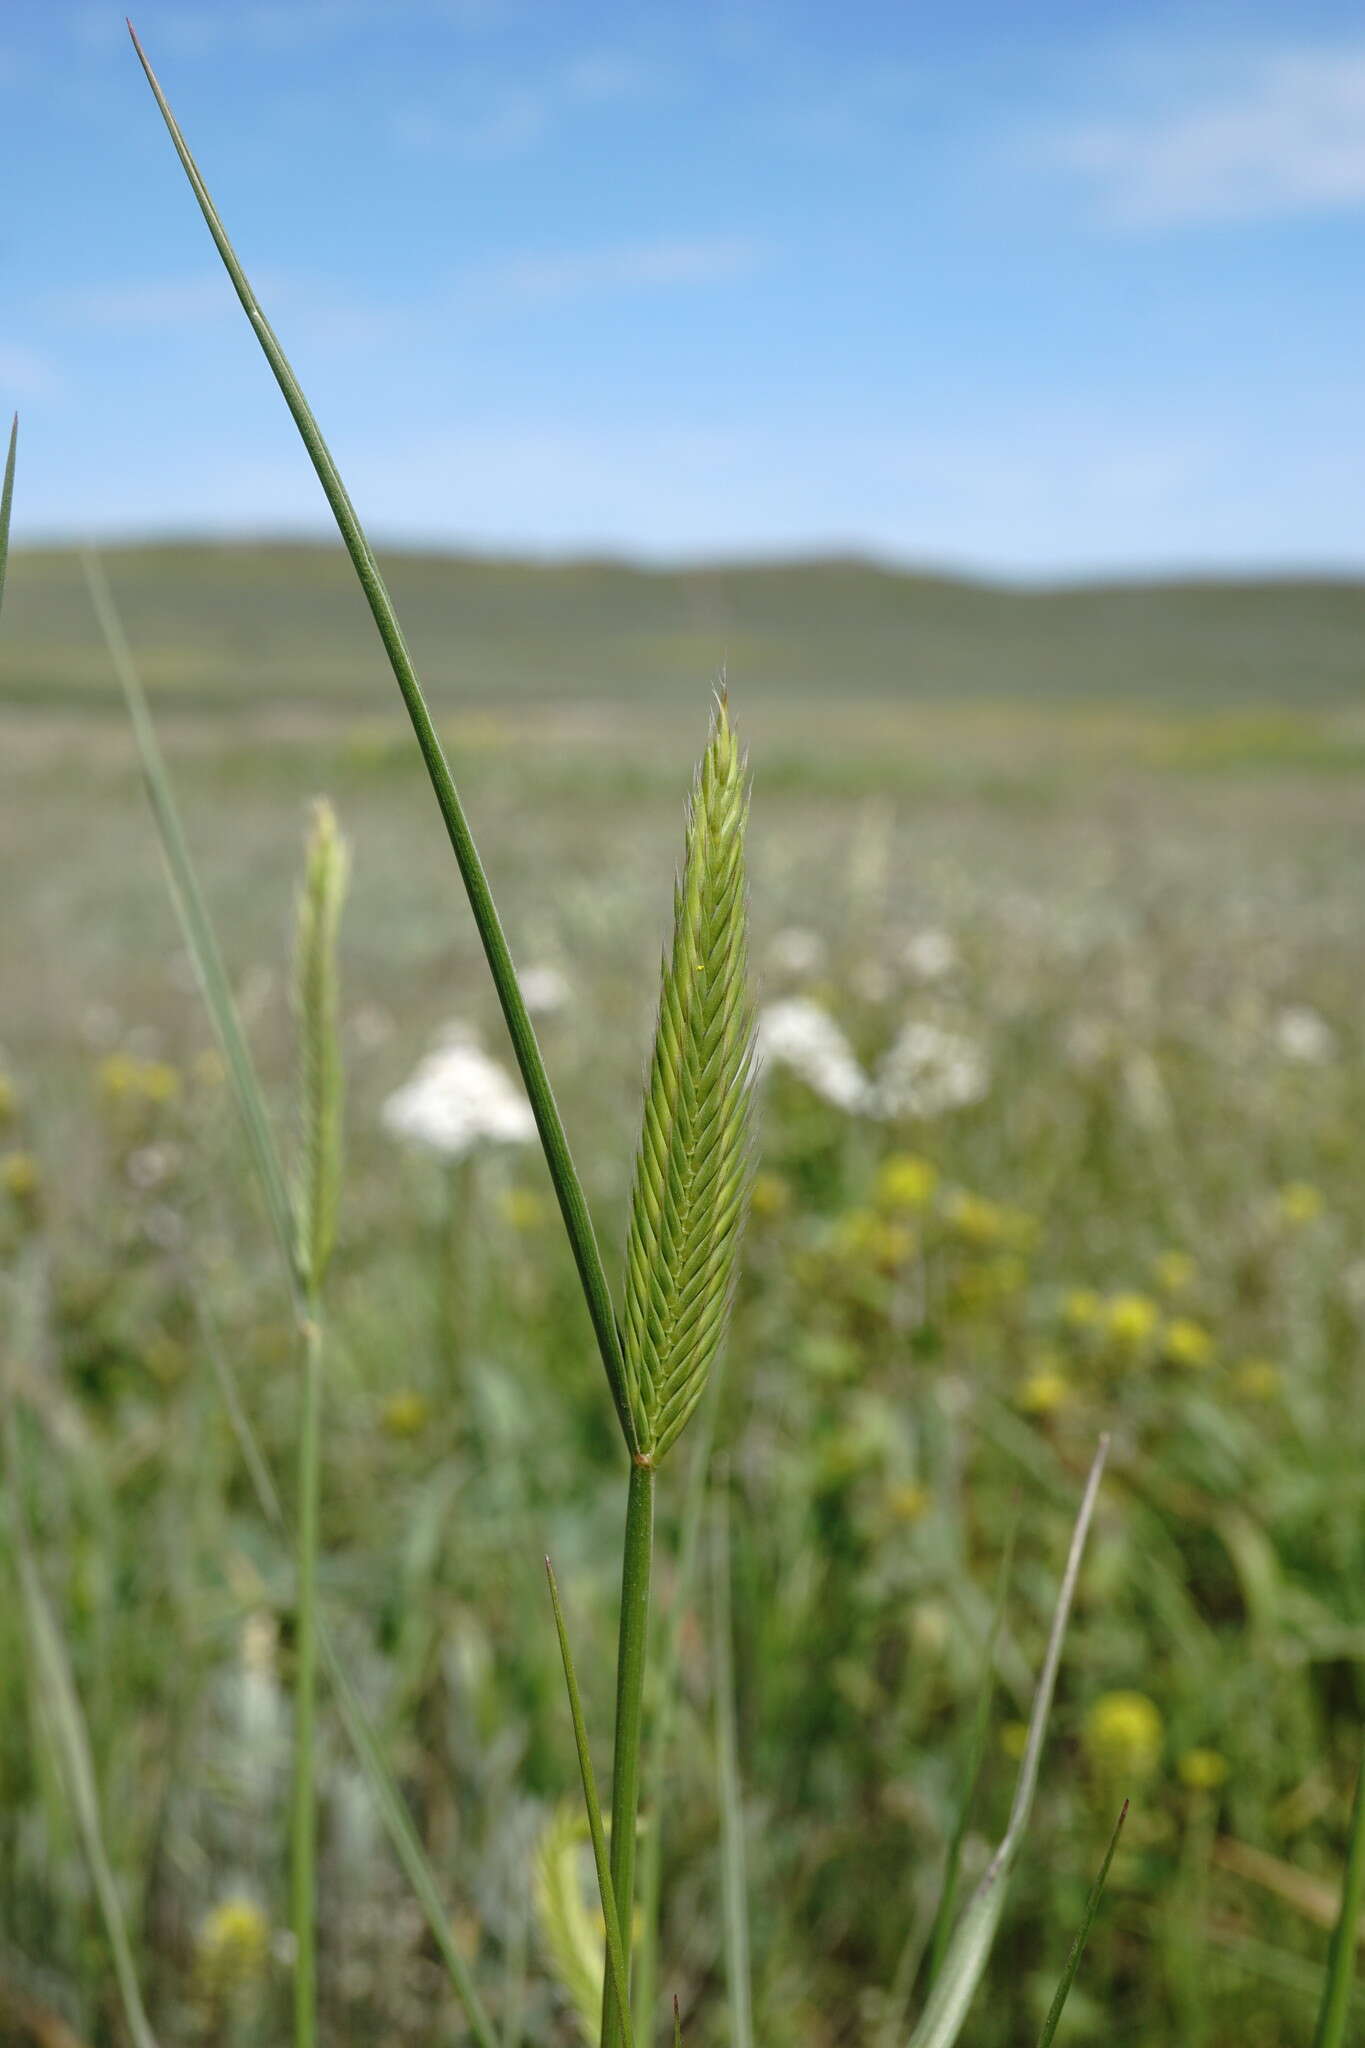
[{"left": 622, "top": 692, "right": 755, "bottom": 1467}]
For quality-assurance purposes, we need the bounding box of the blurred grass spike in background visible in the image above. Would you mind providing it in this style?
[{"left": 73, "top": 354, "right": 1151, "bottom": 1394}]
[{"left": 292, "top": 797, "right": 349, "bottom": 1299}]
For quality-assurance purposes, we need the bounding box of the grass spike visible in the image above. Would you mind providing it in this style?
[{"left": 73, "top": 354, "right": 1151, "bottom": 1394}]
[
  {"left": 906, "top": 1435, "right": 1110, "bottom": 2048},
  {"left": 621, "top": 692, "right": 755, "bottom": 1466},
  {"left": 126, "top": 19, "right": 636, "bottom": 1456},
  {"left": 1035, "top": 1802, "right": 1129, "bottom": 2048},
  {"left": 293, "top": 798, "right": 349, "bottom": 1297}
]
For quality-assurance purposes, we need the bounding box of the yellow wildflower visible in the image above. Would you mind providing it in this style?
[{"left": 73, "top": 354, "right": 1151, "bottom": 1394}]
[
  {"left": 382, "top": 1390, "right": 430, "bottom": 1439},
  {"left": 945, "top": 1191, "right": 1005, "bottom": 1245},
  {"left": 1084, "top": 1691, "right": 1163, "bottom": 1778},
  {"left": 1154, "top": 1250, "right": 1195, "bottom": 1295},
  {"left": 1104, "top": 1292, "right": 1159, "bottom": 1348},
  {"left": 196, "top": 1895, "right": 269, "bottom": 1995},
  {"left": 1063, "top": 1288, "right": 1101, "bottom": 1329},
  {"left": 1018, "top": 1368, "right": 1070, "bottom": 1415},
  {"left": 999, "top": 1719, "right": 1029, "bottom": 1761},
  {"left": 749, "top": 1170, "right": 791, "bottom": 1220},
  {"left": 99, "top": 1052, "right": 181, "bottom": 1105},
  {"left": 1279, "top": 1182, "right": 1323, "bottom": 1226},
  {"left": 875, "top": 1154, "right": 939, "bottom": 1212},
  {"left": 1163, "top": 1317, "right": 1213, "bottom": 1368},
  {"left": 1, "top": 1150, "right": 39, "bottom": 1202},
  {"left": 1178, "top": 1747, "right": 1229, "bottom": 1791},
  {"left": 833, "top": 1209, "right": 914, "bottom": 1269},
  {"left": 885, "top": 1482, "right": 930, "bottom": 1524},
  {"left": 1234, "top": 1357, "right": 1280, "bottom": 1400},
  {"left": 497, "top": 1187, "right": 545, "bottom": 1231}
]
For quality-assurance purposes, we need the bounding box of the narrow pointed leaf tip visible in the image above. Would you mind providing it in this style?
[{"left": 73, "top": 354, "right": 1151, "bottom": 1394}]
[
  {"left": 293, "top": 798, "right": 349, "bottom": 1297},
  {"left": 0, "top": 413, "right": 18, "bottom": 619},
  {"left": 622, "top": 694, "right": 755, "bottom": 1465}
]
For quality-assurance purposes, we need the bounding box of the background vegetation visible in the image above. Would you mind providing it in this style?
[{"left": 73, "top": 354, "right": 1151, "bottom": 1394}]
[{"left": 2, "top": 542, "right": 1364, "bottom": 2045}]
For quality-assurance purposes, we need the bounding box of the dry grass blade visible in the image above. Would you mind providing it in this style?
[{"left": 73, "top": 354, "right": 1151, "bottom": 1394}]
[
  {"left": 906, "top": 1436, "right": 1110, "bottom": 2048},
  {"left": 622, "top": 693, "right": 755, "bottom": 1465}
]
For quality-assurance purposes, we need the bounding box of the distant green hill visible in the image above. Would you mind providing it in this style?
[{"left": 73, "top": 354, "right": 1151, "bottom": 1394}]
[{"left": 3, "top": 540, "right": 1363, "bottom": 709}]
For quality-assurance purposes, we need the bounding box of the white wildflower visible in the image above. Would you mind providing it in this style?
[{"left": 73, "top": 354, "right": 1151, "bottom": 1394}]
[
  {"left": 382, "top": 1025, "right": 536, "bottom": 1160},
  {"left": 518, "top": 964, "right": 572, "bottom": 1016},
  {"left": 875, "top": 1020, "right": 989, "bottom": 1119},
  {"left": 756, "top": 997, "right": 873, "bottom": 1113},
  {"left": 1274, "top": 1004, "right": 1335, "bottom": 1065},
  {"left": 767, "top": 927, "right": 826, "bottom": 978},
  {"left": 902, "top": 929, "right": 958, "bottom": 982}
]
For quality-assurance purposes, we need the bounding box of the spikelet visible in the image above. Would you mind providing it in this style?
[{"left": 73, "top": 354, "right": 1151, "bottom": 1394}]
[
  {"left": 533, "top": 1801, "right": 603, "bottom": 2047},
  {"left": 292, "top": 799, "right": 349, "bottom": 1298},
  {"left": 621, "top": 692, "right": 755, "bottom": 1465}
]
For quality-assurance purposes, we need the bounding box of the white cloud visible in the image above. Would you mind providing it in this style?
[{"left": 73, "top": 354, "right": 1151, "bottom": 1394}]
[
  {"left": 481, "top": 237, "right": 762, "bottom": 303},
  {"left": 1052, "top": 44, "right": 1365, "bottom": 225}
]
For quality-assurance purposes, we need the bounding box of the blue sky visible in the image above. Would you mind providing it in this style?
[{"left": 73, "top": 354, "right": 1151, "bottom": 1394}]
[{"left": 6, "top": 1, "right": 1365, "bottom": 575}]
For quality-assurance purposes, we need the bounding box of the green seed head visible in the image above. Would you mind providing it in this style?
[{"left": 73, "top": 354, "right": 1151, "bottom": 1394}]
[
  {"left": 621, "top": 692, "right": 755, "bottom": 1465},
  {"left": 292, "top": 798, "right": 349, "bottom": 1298}
]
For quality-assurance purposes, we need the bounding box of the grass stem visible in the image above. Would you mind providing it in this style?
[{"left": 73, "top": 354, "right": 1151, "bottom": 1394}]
[
  {"left": 602, "top": 1461, "right": 655, "bottom": 2048},
  {"left": 291, "top": 1306, "right": 324, "bottom": 2048}
]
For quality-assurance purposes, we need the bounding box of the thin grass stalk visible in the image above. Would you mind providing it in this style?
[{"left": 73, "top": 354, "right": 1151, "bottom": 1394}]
[
  {"left": 634, "top": 1381, "right": 723, "bottom": 2040},
  {"left": 1312, "top": 1749, "right": 1365, "bottom": 2048},
  {"left": 1035, "top": 1802, "right": 1128, "bottom": 2048},
  {"left": 545, "top": 1561, "right": 636, "bottom": 2048},
  {"left": 127, "top": 22, "right": 635, "bottom": 1454},
  {"left": 711, "top": 1485, "right": 754, "bottom": 2048},
  {"left": 292, "top": 1305, "right": 323, "bottom": 2048},
  {"left": 603, "top": 1460, "right": 655, "bottom": 2048},
  {"left": 86, "top": 564, "right": 498, "bottom": 2048},
  {"left": 288, "top": 798, "right": 348, "bottom": 2048},
  {"left": 906, "top": 1436, "right": 1110, "bottom": 2048}
]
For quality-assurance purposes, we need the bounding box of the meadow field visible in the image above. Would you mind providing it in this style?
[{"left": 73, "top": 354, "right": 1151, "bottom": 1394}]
[{"left": 2, "top": 543, "right": 1365, "bottom": 2046}]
